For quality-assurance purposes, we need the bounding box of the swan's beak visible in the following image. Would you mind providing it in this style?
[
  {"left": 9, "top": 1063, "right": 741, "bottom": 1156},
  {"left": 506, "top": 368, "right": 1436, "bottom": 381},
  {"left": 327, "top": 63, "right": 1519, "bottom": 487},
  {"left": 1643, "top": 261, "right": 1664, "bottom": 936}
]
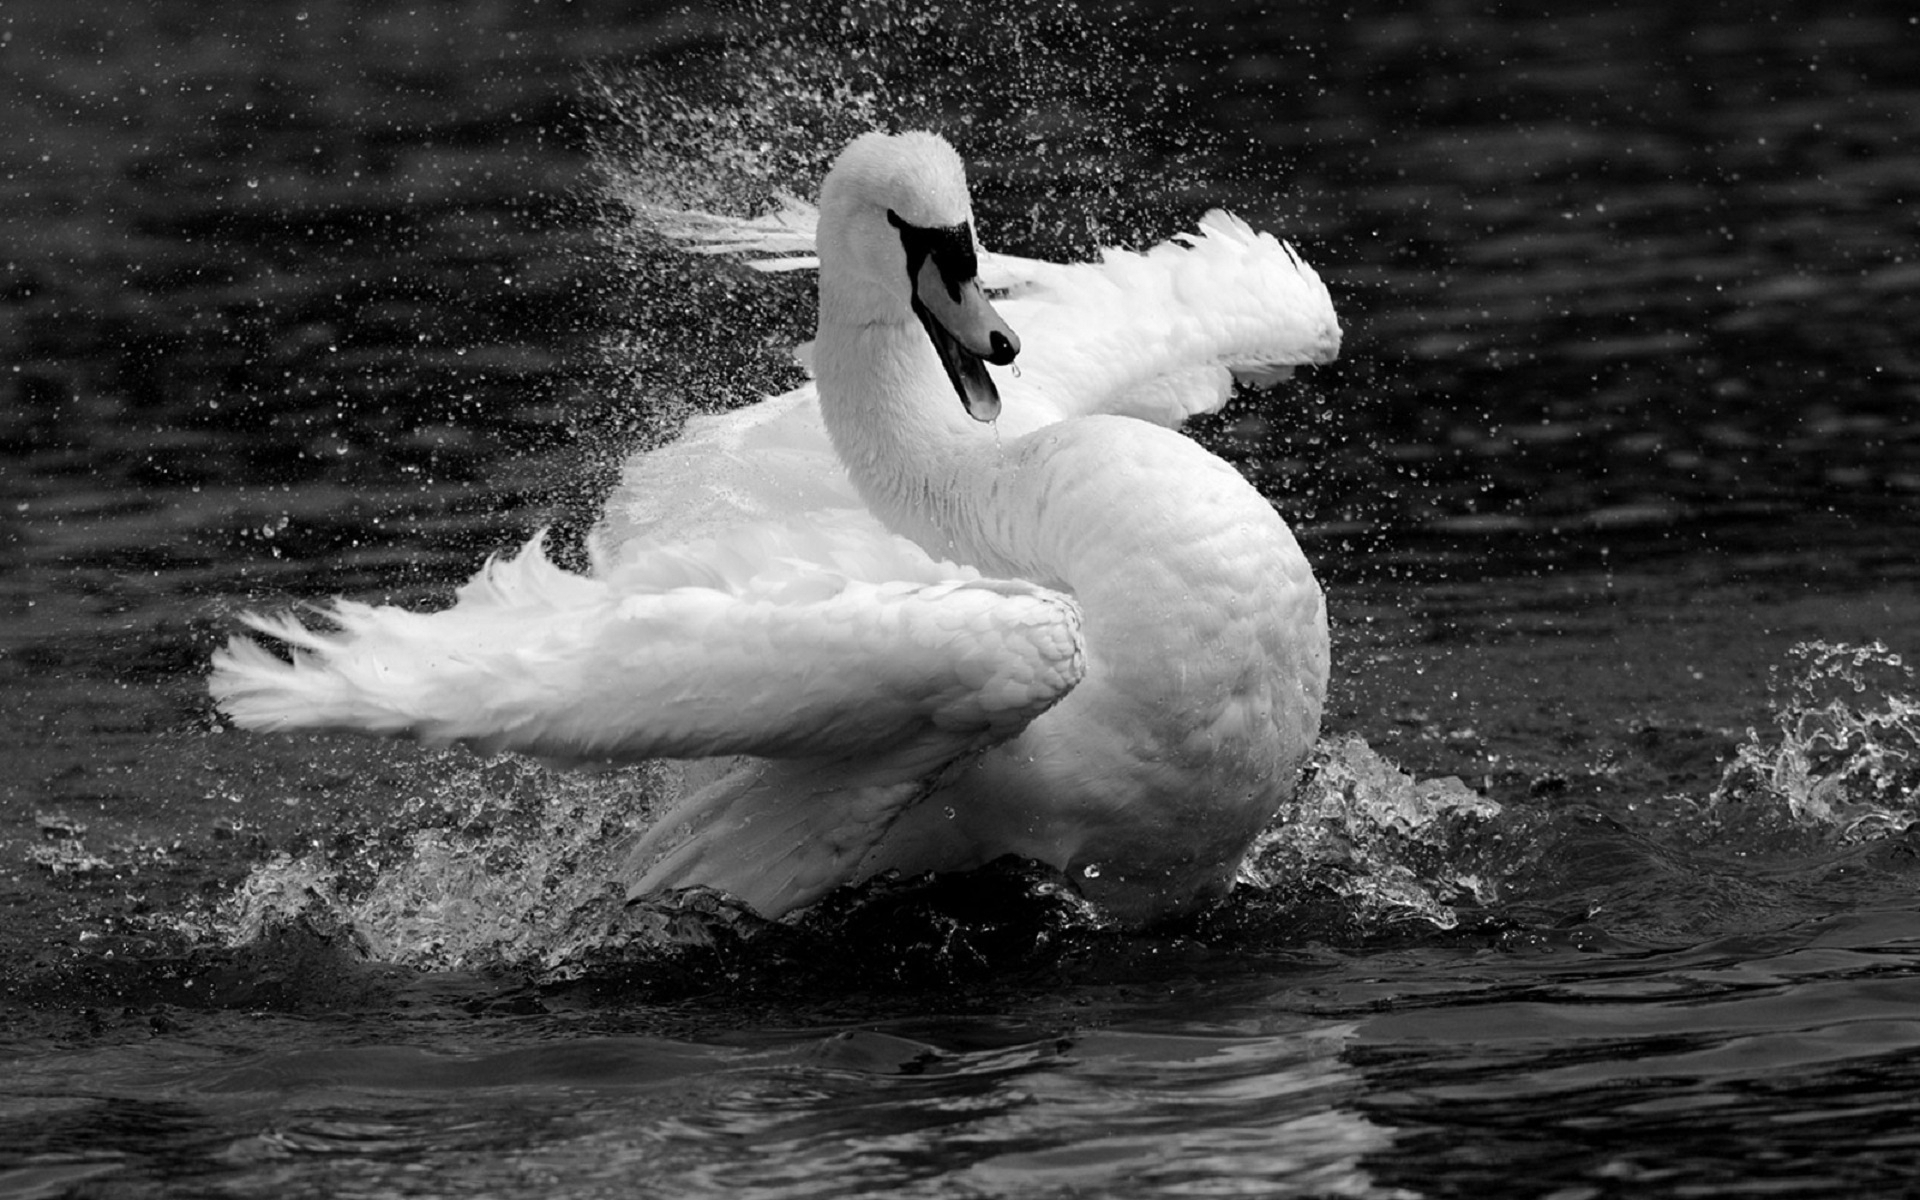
[
  {"left": 911, "top": 258, "right": 1019, "bottom": 422},
  {"left": 892, "top": 213, "right": 1021, "bottom": 423}
]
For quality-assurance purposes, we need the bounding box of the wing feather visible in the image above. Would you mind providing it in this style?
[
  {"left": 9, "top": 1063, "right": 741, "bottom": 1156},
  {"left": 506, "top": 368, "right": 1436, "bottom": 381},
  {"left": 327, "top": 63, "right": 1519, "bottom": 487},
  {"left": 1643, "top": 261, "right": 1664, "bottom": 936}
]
[{"left": 210, "top": 533, "right": 1084, "bottom": 770}]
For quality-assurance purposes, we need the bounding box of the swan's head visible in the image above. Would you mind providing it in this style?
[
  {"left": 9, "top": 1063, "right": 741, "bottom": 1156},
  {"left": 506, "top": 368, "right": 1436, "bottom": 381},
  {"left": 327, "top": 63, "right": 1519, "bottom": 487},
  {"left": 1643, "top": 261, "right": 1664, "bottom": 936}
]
[{"left": 817, "top": 131, "right": 1020, "bottom": 423}]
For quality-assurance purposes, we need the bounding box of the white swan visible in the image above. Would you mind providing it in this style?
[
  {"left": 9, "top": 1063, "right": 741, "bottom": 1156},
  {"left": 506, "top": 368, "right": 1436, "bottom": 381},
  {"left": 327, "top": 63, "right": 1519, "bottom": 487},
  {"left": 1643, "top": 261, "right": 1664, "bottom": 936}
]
[{"left": 211, "top": 131, "right": 1341, "bottom": 924}]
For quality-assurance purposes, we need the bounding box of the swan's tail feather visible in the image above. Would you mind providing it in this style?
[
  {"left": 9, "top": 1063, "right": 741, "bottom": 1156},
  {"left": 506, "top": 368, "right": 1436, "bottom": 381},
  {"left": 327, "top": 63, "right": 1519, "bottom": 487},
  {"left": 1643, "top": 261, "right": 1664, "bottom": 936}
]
[{"left": 209, "top": 537, "right": 1086, "bottom": 769}]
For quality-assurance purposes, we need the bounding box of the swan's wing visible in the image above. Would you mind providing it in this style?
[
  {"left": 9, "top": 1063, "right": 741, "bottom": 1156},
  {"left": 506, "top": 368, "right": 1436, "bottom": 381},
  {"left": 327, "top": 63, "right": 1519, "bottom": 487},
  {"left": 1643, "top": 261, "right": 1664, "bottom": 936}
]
[
  {"left": 635, "top": 197, "right": 1340, "bottom": 435},
  {"left": 210, "top": 530, "right": 1085, "bottom": 771},
  {"left": 587, "top": 383, "right": 852, "bottom": 560},
  {"left": 987, "top": 212, "right": 1343, "bottom": 433},
  {"left": 617, "top": 757, "right": 934, "bottom": 917}
]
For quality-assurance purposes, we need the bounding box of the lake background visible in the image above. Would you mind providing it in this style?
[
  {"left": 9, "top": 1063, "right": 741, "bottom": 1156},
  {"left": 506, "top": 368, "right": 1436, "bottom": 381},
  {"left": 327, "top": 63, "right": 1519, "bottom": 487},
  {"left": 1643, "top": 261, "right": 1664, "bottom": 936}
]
[{"left": 4, "top": 1, "right": 1919, "bottom": 1196}]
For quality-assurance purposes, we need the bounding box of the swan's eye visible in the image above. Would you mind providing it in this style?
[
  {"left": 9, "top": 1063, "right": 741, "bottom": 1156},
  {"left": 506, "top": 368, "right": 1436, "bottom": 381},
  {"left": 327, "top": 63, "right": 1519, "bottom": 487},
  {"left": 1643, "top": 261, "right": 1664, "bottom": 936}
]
[{"left": 887, "top": 209, "right": 979, "bottom": 296}]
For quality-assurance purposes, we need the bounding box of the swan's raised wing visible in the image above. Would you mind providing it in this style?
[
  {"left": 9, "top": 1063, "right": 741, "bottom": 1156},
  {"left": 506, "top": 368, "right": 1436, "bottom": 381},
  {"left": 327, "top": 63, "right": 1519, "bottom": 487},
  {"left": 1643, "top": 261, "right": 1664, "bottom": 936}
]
[
  {"left": 211, "top": 524, "right": 1084, "bottom": 772},
  {"left": 987, "top": 212, "right": 1342, "bottom": 433},
  {"left": 599, "top": 203, "right": 1340, "bottom": 565},
  {"left": 635, "top": 195, "right": 1339, "bottom": 434},
  {"left": 587, "top": 384, "right": 849, "bottom": 560}
]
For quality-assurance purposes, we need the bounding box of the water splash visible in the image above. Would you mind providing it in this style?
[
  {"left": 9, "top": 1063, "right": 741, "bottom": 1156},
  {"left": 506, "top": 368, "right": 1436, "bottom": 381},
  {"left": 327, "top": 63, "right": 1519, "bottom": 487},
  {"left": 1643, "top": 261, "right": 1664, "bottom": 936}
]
[
  {"left": 582, "top": 0, "right": 1224, "bottom": 455},
  {"left": 589, "top": 0, "right": 1212, "bottom": 252},
  {"left": 202, "top": 734, "right": 1504, "bottom": 975},
  {"left": 1241, "top": 736, "right": 1503, "bottom": 931},
  {"left": 205, "top": 760, "right": 1113, "bottom": 986},
  {"left": 1710, "top": 640, "right": 1918, "bottom": 841},
  {"left": 209, "top": 755, "right": 674, "bottom": 973}
]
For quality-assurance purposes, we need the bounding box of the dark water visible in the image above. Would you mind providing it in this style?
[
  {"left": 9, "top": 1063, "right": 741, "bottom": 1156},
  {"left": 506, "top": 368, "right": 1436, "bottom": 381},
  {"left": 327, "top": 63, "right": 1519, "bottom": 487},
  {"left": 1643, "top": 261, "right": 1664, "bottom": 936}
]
[{"left": 5, "top": 1, "right": 1920, "bottom": 1196}]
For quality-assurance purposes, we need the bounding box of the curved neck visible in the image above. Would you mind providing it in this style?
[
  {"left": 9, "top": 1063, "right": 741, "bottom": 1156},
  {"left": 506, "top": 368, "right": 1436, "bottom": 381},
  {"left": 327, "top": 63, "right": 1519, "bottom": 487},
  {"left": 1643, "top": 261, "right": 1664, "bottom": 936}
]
[{"left": 814, "top": 277, "right": 1004, "bottom": 568}]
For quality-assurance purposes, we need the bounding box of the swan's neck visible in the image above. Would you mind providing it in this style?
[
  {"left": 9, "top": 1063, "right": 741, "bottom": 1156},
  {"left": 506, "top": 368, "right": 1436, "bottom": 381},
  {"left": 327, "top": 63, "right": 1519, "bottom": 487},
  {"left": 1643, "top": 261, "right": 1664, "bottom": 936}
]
[{"left": 814, "top": 286, "right": 1004, "bottom": 568}]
